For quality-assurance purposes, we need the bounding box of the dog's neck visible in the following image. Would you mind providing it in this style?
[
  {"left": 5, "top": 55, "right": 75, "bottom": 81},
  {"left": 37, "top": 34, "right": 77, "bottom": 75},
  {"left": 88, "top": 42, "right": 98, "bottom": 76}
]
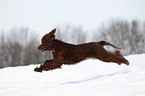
[{"left": 51, "top": 39, "right": 74, "bottom": 50}]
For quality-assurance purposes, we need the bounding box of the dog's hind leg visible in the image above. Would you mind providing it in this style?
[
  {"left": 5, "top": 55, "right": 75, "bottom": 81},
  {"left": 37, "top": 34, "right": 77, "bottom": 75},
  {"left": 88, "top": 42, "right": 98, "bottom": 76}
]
[
  {"left": 94, "top": 49, "right": 129, "bottom": 65},
  {"left": 34, "top": 60, "right": 63, "bottom": 72},
  {"left": 107, "top": 52, "right": 129, "bottom": 65}
]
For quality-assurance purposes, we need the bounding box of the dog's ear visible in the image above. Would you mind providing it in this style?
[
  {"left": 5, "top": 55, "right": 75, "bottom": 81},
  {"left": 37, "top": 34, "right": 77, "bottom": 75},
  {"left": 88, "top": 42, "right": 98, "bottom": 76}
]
[
  {"left": 48, "top": 28, "right": 56, "bottom": 38},
  {"left": 42, "top": 28, "right": 56, "bottom": 42}
]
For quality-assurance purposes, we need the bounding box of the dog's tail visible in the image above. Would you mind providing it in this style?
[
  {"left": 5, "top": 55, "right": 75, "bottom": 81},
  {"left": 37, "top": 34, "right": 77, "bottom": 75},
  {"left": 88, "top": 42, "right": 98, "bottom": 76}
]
[{"left": 99, "top": 41, "right": 121, "bottom": 49}]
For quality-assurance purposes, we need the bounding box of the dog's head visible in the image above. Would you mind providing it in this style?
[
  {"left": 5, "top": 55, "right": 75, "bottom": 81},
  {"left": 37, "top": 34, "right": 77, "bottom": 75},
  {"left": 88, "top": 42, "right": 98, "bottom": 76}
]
[{"left": 38, "top": 28, "right": 56, "bottom": 52}]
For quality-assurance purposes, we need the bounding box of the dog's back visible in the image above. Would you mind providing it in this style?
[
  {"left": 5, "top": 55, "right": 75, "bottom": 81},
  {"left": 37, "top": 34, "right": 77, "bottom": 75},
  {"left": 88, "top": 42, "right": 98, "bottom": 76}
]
[{"left": 52, "top": 40, "right": 124, "bottom": 65}]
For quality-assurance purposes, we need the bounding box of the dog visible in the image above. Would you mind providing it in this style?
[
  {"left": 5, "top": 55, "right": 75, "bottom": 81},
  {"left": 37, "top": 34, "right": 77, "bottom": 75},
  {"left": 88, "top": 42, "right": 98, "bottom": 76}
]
[{"left": 34, "top": 29, "right": 129, "bottom": 72}]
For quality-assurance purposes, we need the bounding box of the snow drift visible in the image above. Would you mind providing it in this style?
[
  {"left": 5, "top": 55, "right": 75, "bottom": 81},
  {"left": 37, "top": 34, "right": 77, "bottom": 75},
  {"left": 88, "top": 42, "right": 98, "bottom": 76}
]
[{"left": 0, "top": 54, "right": 145, "bottom": 96}]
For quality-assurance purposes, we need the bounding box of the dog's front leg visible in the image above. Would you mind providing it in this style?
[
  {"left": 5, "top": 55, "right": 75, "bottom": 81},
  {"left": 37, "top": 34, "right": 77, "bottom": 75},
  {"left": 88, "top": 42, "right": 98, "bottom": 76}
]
[{"left": 34, "top": 60, "right": 62, "bottom": 72}]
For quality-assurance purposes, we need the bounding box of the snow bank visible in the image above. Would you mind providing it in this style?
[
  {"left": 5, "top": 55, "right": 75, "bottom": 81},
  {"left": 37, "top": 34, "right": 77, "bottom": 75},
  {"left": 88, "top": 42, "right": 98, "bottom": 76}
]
[{"left": 0, "top": 54, "right": 145, "bottom": 96}]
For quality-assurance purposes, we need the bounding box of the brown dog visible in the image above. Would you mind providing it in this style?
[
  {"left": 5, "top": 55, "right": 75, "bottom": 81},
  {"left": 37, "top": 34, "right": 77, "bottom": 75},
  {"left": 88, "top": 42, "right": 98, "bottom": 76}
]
[{"left": 34, "top": 29, "right": 129, "bottom": 72}]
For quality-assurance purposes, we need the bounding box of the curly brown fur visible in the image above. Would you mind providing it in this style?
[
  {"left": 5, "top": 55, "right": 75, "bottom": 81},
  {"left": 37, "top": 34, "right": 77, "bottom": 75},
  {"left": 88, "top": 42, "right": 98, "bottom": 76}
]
[{"left": 34, "top": 29, "right": 129, "bottom": 72}]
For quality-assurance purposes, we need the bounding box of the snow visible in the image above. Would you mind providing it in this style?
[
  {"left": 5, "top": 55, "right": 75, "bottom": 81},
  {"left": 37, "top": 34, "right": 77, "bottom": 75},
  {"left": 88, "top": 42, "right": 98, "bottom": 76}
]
[{"left": 0, "top": 54, "right": 145, "bottom": 96}]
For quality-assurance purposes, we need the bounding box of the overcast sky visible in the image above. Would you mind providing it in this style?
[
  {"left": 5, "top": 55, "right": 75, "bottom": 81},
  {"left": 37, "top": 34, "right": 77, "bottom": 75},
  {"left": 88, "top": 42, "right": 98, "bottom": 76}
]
[{"left": 0, "top": 0, "right": 145, "bottom": 36}]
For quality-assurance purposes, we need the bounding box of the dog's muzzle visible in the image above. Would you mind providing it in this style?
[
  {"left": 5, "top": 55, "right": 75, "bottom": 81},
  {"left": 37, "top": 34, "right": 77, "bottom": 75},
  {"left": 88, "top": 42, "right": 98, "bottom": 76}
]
[{"left": 38, "top": 45, "right": 47, "bottom": 52}]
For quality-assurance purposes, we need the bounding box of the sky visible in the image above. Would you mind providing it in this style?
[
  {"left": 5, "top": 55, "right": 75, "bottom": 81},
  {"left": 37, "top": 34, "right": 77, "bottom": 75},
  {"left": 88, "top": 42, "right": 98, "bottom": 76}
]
[{"left": 0, "top": 0, "right": 145, "bottom": 37}]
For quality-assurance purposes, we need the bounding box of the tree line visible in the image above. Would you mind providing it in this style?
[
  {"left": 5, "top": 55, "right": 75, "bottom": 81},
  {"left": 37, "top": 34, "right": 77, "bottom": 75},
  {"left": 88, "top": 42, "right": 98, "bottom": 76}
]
[
  {"left": 0, "top": 28, "right": 52, "bottom": 68},
  {"left": 97, "top": 19, "right": 145, "bottom": 55},
  {"left": 0, "top": 19, "right": 145, "bottom": 68}
]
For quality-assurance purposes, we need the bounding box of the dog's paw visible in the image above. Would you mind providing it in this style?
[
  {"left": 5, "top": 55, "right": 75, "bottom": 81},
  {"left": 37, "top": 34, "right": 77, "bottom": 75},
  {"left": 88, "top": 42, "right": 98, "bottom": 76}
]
[
  {"left": 124, "top": 60, "right": 129, "bottom": 66},
  {"left": 34, "top": 67, "right": 43, "bottom": 72}
]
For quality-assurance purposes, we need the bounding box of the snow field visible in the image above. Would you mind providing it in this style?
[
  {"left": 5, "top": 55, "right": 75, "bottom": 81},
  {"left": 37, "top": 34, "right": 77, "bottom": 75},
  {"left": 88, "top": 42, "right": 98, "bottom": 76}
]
[{"left": 0, "top": 54, "right": 145, "bottom": 96}]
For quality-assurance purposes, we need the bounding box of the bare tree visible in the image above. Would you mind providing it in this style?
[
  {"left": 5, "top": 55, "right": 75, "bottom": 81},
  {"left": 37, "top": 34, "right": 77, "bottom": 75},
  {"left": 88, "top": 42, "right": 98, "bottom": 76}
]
[
  {"left": 56, "top": 25, "right": 87, "bottom": 44},
  {"left": 0, "top": 27, "right": 53, "bottom": 68},
  {"left": 98, "top": 19, "right": 145, "bottom": 55},
  {"left": 0, "top": 30, "right": 5, "bottom": 67}
]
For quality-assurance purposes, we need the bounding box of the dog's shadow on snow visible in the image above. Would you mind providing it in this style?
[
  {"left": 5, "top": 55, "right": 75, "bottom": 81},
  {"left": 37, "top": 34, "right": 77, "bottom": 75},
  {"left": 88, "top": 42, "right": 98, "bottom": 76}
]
[{"left": 60, "top": 71, "right": 129, "bottom": 85}]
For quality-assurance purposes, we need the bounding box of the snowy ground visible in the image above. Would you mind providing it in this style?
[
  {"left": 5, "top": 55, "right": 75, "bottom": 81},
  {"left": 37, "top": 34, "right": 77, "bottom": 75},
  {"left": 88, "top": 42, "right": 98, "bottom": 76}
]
[{"left": 0, "top": 54, "right": 145, "bottom": 96}]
